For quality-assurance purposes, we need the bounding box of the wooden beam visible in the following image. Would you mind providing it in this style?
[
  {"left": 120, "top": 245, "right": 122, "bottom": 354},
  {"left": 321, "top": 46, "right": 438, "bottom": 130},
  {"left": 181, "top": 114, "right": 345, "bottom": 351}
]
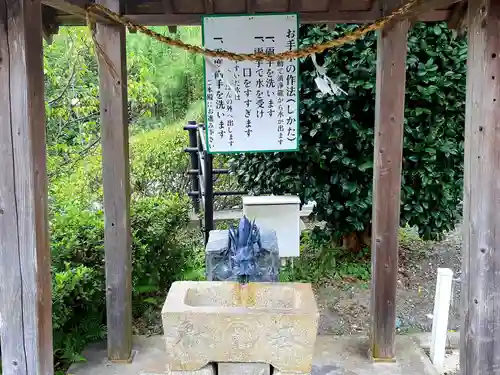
[
  {"left": 289, "top": 0, "right": 301, "bottom": 11},
  {"left": 159, "top": 0, "right": 177, "bottom": 32},
  {"left": 205, "top": 0, "right": 214, "bottom": 13},
  {"left": 42, "top": 5, "right": 60, "bottom": 43},
  {"left": 410, "top": 0, "right": 462, "bottom": 14},
  {"left": 461, "top": 0, "right": 500, "bottom": 374},
  {"left": 161, "top": 0, "right": 173, "bottom": 13},
  {"left": 246, "top": 0, "right": 256, "bottom": 13},
  {"left": 95, "top": 0, "right": 133, "bottom": 363},
  {"left": 388, "top": 0, "right": 461, "bottom": 26},
  {"left": 370, "top": 4, "right": 408, "bottom": 361},
  {"left": 42, "top": 0, "right": 110, "bottom": 23},
  {"left": 0, "top": 0, "right": 53, "bottom": 374},
  {"left": 42, "top": 0, "right": 85, "bottom": 14},
  {"left": 120, "top": 9, "right": 448, "bottom": 25}
]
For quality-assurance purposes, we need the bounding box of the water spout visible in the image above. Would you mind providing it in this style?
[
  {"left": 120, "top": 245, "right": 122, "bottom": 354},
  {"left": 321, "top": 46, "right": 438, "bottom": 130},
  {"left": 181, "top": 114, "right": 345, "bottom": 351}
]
[{"left": 235, "top": 282, "right": 255, "bottom": 307}]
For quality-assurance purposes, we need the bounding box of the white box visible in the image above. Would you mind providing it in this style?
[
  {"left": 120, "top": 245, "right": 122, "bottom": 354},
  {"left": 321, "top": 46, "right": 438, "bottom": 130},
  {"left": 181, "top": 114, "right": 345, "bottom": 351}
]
[{"left": 242, "top": 195, "right": 301, "bottom": 258}]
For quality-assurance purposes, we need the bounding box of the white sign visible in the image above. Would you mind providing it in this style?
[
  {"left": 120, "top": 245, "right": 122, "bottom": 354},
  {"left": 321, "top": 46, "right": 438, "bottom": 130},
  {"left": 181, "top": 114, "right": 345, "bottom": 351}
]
[{"left": 202, "top": 14, "right": 299, "bottom": 154}]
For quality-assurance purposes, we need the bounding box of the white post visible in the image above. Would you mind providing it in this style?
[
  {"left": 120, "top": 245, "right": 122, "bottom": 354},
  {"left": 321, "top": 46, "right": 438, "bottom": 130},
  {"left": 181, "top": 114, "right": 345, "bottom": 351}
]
[{"left": 430, "top": 268, "right": 454, "bottom": 373}]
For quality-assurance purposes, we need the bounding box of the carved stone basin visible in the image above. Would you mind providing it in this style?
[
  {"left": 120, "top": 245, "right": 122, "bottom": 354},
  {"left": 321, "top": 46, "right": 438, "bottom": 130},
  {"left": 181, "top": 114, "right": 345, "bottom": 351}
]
[{"left": 161, "top": 281, "right": 319, "bottom": 373}]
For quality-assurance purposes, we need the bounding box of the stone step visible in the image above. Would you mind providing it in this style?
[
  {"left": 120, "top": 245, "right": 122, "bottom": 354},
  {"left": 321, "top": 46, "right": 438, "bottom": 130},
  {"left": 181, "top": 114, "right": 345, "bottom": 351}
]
[
  {"left": 140, "top": 364, "right": 216, "bottom": 375},
  {"left": 218, "top": 363, "right": 270, "bottom": 375}
]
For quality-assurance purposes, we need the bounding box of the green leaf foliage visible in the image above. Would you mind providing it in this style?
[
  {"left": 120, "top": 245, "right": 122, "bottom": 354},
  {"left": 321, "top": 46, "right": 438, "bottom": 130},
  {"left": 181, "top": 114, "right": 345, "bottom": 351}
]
[
  {"left": 41, "top": 25, "right": 207, "bottom": 372},
  {"left": 44, "top": 26, "right": 203, "bottom": 179},
  {"left": 48, "top": 120, "right": 201, "bottom": 369},
  {"left": 231, "top": 23, "right": 466, "bottom": 239}
]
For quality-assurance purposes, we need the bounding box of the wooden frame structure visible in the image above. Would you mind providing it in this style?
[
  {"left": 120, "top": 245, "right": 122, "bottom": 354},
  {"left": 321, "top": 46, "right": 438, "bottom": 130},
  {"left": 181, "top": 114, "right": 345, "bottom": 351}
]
[{"left": 0, "top": 0, "right": 497, "bottom": 374}]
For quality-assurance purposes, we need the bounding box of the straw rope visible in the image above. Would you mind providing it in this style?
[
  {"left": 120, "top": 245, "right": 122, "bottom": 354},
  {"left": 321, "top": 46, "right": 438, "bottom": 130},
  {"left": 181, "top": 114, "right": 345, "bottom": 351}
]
[{"left": 85, "top": 0, "right": 424, "bottom": 62}]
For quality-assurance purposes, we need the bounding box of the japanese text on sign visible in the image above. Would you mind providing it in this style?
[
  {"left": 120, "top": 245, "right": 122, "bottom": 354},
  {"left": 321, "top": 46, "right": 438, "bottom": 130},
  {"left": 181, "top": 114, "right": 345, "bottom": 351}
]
[{"left": 203, "top": 14, "right": 299, "bottom": 153}]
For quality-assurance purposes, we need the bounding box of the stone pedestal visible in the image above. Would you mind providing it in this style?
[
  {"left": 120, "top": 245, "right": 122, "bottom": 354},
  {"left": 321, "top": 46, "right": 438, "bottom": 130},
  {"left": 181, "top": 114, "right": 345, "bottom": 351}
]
[
  {"left": 161, "top": 281, "right": 319, "bottom": 373},
  {"left": 205, "top": 229, "right": 280, "bottom": 282}
]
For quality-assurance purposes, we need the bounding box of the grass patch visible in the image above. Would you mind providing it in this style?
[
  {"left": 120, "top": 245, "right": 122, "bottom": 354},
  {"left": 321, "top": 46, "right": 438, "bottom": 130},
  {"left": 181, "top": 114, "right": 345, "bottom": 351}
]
[{"left": 280, "top": 231, "right": 371, "bottom": 284}]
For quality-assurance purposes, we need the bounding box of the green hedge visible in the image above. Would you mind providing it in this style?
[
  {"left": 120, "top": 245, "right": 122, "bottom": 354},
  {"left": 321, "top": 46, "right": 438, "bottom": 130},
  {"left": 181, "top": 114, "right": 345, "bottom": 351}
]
[{"left": 231, "top": 23, "right": 466, "bottom": 240}]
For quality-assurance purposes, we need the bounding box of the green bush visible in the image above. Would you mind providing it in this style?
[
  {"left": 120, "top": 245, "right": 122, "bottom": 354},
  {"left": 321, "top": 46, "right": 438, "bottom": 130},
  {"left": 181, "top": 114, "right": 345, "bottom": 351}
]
[
  {"left": 231, "top": 23, "right": 466, "bottom": 240},
  {"left": 130, "top": 194, "right": 191, "bottom": 297},
  {"left": 52, "top": 265, "right": 105, "bottom": 365},
  {"left": 48, "top": 118, "right": 194, "bottom": 209},
  {"left": 131, "top": 124, "right": 190, "bottom": 197},
  {"left": 49, "top": 192, "right": 194, "bottom": 366},
  {"left": 47, "top": 115, "right": 204, "bottom": 368}
]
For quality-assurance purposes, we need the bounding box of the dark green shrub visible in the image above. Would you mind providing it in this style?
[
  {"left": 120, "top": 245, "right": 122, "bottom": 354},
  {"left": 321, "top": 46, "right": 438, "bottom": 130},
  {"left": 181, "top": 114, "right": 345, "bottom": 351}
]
[
  {"left": 50, "top": 206, "right": 104, "bottom": 270},
  {"left": 131, "top": 194, "right": 191, "bottom": 297},
  {"left": 52, "top": 265, "right": 105, "bottom": 365},
  {"left": 231, "top": 23, "right": 466, "bottom": 240}
]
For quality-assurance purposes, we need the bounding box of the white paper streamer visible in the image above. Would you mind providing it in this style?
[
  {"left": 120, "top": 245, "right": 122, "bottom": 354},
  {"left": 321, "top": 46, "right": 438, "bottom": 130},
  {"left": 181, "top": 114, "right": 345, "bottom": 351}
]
[{"left": 311, "top": 54, "right": 347, "bottom": 96}]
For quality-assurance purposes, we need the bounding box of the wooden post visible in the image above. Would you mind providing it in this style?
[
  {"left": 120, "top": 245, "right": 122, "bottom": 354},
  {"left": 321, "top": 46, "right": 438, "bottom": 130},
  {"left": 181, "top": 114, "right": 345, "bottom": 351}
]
[
  {"left": 95, "top": 0, "right": 133, "bottom": 362},
  {"left": 370, "top": 18, "right": 409, "bottom": 361},
  {"left": 0, "top": 1, "right": 53, "bottom": 374},
  {"left": 461, "top": 0, "right": 500, "bottom": 373}
]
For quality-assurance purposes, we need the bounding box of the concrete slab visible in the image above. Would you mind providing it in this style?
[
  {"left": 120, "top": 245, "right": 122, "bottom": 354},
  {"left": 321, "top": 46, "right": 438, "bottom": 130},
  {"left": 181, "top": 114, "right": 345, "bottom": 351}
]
[
  {"left": 411, "top": 331, "right": 460, "bottom": 350},
  {"left": 67, "top": 335, "right": 438, "bottom": 375},
  {"left": 311, "top": 336, "right": 438, "bottom": 375},
  {"left": 218, "top": 362, "right": 270, "bottom": 375},
  {"left": 442, "top": 349, "right": 460, "bottom": 375}
]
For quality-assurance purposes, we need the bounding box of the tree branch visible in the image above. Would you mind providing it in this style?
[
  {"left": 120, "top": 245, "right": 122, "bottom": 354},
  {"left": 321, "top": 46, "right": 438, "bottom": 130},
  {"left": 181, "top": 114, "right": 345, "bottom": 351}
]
[{"left": 47, "top": 59, "right": 78, "bottom": 105}]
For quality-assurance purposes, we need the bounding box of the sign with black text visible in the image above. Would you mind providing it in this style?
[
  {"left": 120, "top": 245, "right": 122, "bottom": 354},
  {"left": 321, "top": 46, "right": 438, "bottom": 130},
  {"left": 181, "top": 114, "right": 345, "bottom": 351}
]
[{"left": 202, "top": 14, "right": 299, "bottom": 154}]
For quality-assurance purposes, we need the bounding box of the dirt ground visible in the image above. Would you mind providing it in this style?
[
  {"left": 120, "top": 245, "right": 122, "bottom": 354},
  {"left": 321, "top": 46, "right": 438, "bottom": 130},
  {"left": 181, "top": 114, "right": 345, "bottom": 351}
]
[{"left": 315, "top": 227, "right": 462, "bottom": 336}]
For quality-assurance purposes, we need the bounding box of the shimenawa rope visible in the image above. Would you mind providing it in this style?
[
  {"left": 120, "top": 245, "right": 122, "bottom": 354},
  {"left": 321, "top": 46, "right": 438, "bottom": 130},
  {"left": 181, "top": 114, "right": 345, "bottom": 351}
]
[{"left": 85, "top": 0, "right": 423, "bottom": 62}]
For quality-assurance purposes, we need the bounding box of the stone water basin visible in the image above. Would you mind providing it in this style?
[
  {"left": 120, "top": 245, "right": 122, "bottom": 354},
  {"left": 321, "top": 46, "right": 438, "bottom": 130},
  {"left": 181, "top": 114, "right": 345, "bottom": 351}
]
[{"left": 161, "top": 281, "right": 319, "bottom": 373}]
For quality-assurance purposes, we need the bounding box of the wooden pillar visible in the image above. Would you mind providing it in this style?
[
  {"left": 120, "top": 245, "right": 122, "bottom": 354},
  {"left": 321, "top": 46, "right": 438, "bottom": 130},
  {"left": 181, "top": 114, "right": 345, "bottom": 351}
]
[
  {"left": 461, "top": 0, "right": 500, "bottom": 373},
  {"left": 0, "top": 1, "right": 53, "bottom": 374},
  {"left": 95, "top": 0, "right": 133, "bottom": 362},
  {"left": 370, "top": 18, "right": 409, "bottom": 360}
]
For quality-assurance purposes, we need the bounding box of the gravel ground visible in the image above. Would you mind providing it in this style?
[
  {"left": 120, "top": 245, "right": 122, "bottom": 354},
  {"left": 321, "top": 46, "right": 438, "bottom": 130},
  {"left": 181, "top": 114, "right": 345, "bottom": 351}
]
[{"left": 315, "top": 227, "right": 463, "bottom": 336}]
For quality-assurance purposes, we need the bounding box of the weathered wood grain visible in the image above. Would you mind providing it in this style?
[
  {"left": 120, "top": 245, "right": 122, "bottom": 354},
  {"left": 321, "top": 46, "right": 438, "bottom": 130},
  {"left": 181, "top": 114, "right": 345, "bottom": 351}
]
[
  {"left": 0, "top": 0, "right": 53, "bottom": 374},
  {"left": 96, "top": 0, "right": 133, "bottom": 362},
  {"left": 461, "top": 0, "right": 500, "bottom": 374},
  {"left": 370, "top": 10, "right": 408, "bottom": 361},
  {"left": 0, "top": 4, "right": 28, "bottom": 375}
]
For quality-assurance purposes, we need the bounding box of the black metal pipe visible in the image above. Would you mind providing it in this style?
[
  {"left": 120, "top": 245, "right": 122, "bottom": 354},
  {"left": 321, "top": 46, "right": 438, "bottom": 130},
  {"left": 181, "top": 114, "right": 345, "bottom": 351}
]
[
  {"left": 204, "top": 151, "right": 214, "bottom": 245},
  {"left": 184, "top": 147, "right": 198, "bottom": 153},
  {"left": 214, "top": 191, "right": 247, "bottom": 196},
  {"left": 187, "top": 168, "right": 230, "bottom": 175},
  {"left": 183, "top": 124, "right": 198, "bottom": 131},
  {"left": 188, "top": 191, "right": 248, "bottom": 197},
  {"left": 187, "top": 121, "right": 200, "bottom": 214}
]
